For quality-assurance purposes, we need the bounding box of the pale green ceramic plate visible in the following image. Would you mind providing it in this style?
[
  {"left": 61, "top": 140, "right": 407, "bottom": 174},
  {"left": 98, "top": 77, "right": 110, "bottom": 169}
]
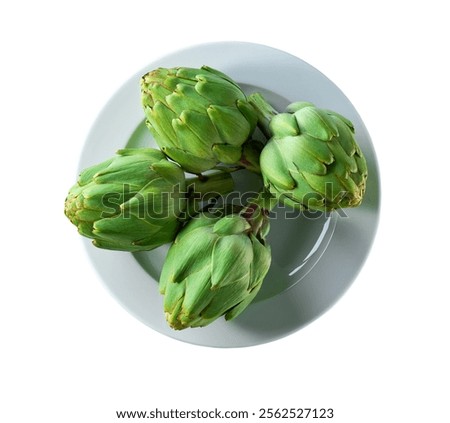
[{"left": 79, "top": 42, "right": 380, "bottom": 347}]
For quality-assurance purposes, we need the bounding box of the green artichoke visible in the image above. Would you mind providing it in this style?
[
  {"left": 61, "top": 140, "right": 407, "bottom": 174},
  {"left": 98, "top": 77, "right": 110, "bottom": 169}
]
[
  {"left": 252, "top": 94, "right": 368, "bottom": 211},
  {"left": 141, "top": 66, "right": 258, "bottom": 174},
  {"left": 159, "top": 205, "right": 271, "bottom": 329},
  {"left": 64, "top": 148, "right": 234, "bottom": 252}
]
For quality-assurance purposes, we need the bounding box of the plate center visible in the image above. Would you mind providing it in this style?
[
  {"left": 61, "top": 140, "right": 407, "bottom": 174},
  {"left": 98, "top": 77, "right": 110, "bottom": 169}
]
[{"left": 130, "top": 83, "right": 337, "bottom": 303}]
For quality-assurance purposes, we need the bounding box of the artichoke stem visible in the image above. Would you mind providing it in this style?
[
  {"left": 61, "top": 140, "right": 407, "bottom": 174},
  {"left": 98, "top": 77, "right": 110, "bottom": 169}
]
[
  {"left": 186, "top": 171, "right": 235, "bottom": 202},
  {"left": 240, "top": 190, "right": 277, "bottom": 239},
  {"left": 241, "top": 204, "right": 268, "bottom": 240},
  {"left": 180, "top": 172, "right": 235, "bottom": 222},
  {"left": 244, "top": 190, "right": 278, "bottom": 214},
  {"left": 248, "top": 92, "right": 279, "bottom": 139},
  {"left": 212, "top": 165, "right": 244, "bottom": 173}
]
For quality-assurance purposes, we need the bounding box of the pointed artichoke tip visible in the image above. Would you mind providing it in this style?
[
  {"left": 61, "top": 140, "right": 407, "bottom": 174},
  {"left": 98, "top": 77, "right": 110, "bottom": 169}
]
[
  {"left": 166, "top": 313, "right": 187, "bottom": 331},
  {"left": 209, "top": 282, "right": 220, "bottom": 291}
]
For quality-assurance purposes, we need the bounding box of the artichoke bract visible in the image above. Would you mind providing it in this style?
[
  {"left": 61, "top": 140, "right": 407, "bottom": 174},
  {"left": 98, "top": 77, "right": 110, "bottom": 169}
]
[
  {"left": 254, "top": 95, "right": 368, "bottom": 211},
  {"left": 159, "top": 206, "right": 271, "bottom": 330},
  {"left": 141, "top": 66, "right": 258, "bottom": 174},
  {"left": 65, "top": 148, "right": 234, "bottom": 252}
]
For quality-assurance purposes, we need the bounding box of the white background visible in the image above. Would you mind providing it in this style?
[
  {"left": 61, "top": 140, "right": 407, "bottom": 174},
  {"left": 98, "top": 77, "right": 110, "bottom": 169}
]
[{"left": 1, "top": 1, "right": 449, "bottom": 422}]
